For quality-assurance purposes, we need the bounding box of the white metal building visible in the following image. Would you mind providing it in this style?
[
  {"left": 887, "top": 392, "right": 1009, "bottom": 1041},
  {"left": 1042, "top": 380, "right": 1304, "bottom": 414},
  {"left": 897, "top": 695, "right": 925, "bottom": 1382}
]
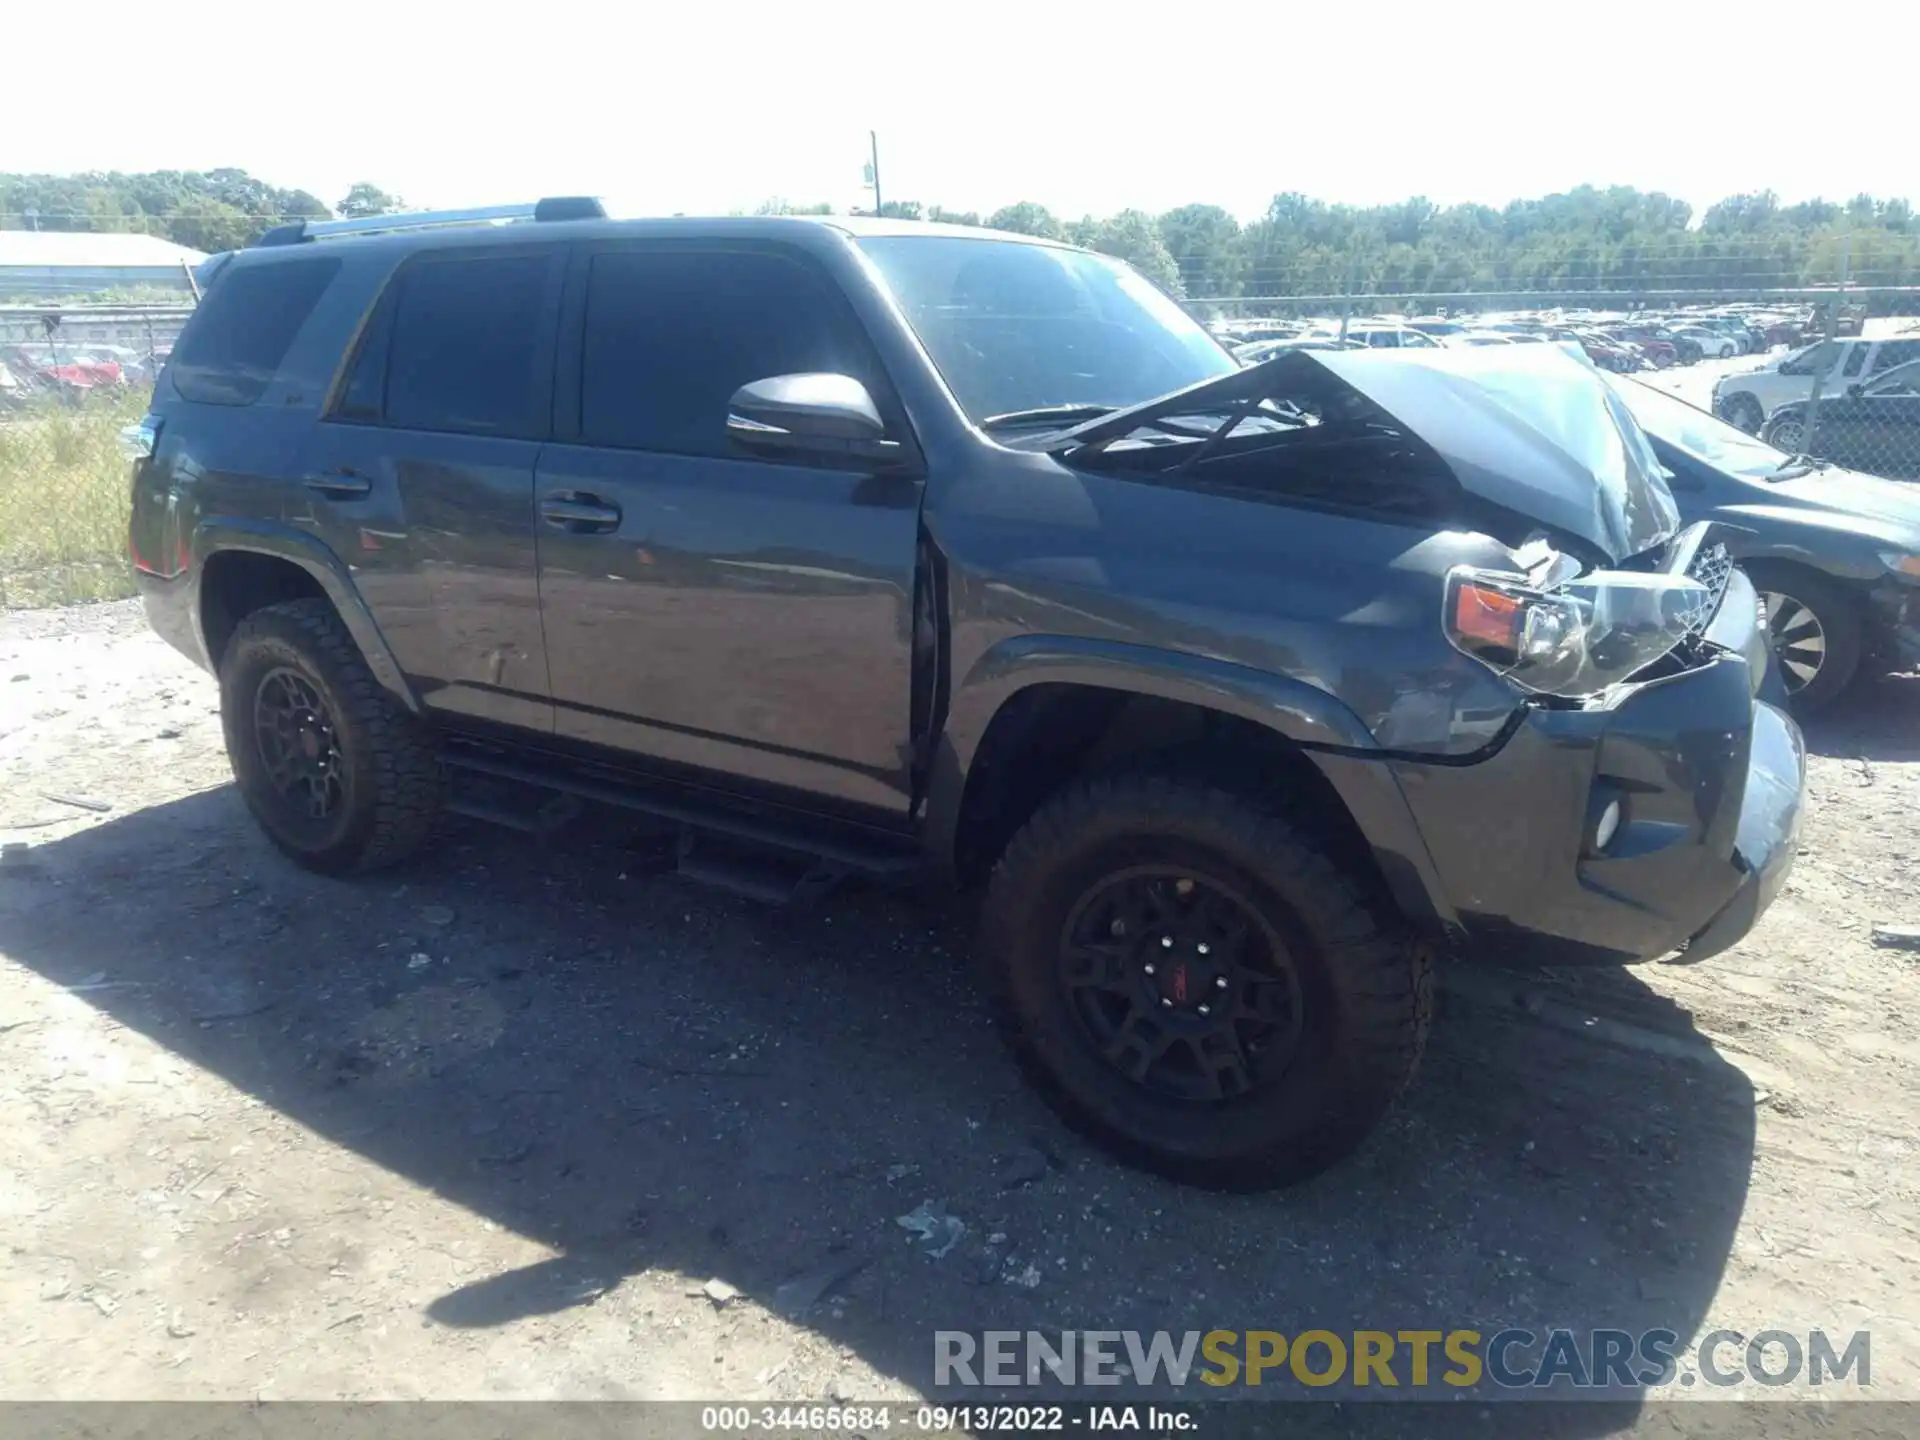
[{"left": 0, "top": 231, "right": 208, "bottom": 299}]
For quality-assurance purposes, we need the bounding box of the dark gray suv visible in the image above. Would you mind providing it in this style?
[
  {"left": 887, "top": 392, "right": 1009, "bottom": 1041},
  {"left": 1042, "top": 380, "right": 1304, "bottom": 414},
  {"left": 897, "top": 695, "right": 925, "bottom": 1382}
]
[{"left": 129, "top": 201, "right": 1805, "bottom": 1188}]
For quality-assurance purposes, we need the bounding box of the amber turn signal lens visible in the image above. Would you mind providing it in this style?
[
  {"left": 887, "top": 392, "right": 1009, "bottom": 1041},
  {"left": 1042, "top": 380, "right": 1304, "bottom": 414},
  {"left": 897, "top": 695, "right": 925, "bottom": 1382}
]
[{"left": 1451, "top": 583, "right": 1524, "bottom": 651}]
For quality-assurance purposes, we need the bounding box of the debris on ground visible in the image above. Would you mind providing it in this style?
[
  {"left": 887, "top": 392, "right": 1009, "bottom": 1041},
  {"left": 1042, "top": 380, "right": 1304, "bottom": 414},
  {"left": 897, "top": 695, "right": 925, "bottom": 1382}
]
[
  {"left": 419, "top": 906, "right": 455, "bottom": 928},
  {"left": 406, "top": 952, "right": 434, "bottom": 971},
  {"left": 41, "top": 792, "right": 111, "bottom": 813},
  {"left": 700, "top": 1278, "right": 740, "bottom": 1306},
  {"left": 997, "top": 1145, "right": 1050, "bottom": 1189},
  {"left": 1871, "top": 923, "right": 1920, "bottom": 950},
  {"left": 896, "top": 1200, "right": 965, "bottom": 1259},
  {"left": 1006, "top": 1261, "right": 1043, "bottom": 1290},
  {"left": 772, "top": 1259, "right": 866, "bottom": 1321}
]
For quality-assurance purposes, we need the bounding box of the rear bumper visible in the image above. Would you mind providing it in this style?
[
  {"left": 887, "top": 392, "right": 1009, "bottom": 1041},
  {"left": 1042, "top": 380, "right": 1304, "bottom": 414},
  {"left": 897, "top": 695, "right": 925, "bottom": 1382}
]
[
  {"left": 136, "top": 566, "right": 212, "bottom": 673},
  {"left": 1388, "top": 576, "right": 1805, "bottom": 967}
]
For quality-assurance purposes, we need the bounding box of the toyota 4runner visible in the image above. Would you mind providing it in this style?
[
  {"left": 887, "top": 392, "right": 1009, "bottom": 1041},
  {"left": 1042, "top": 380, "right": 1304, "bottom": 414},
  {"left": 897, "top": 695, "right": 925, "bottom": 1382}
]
[{"left": 129, "top": 200, "right": 1806, "bottom": 1189}]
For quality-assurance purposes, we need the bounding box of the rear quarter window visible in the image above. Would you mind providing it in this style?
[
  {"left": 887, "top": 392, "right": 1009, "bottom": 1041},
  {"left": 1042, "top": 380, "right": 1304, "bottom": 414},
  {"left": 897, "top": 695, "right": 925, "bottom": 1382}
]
[{"left": 168, "top": 257, "right": 341, "bottom": 406}]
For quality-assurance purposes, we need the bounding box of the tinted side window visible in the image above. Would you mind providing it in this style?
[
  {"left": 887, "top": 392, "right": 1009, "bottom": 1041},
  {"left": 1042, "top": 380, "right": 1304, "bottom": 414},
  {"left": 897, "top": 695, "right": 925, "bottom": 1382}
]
[
  {"left": 580, "top": 249, "right": 864, "bottom": 456},
  {"left": 1842, "top": 344, "right": 1869, "bottom": 377},
  {"left": 334, "top": 297, "right": 395, "bottom": 423},
  {"left": 384, "top": 252, "right": 555, "bottom": 437},
  {"left": 170, "top": 257, "right": 340, "bottom": 406},
  {"left": 1871, "top": 340, "right": 1920, "bottom": 373},
  {"left": 1779, "top": 341, "right": 1839, "bottom": 376}
]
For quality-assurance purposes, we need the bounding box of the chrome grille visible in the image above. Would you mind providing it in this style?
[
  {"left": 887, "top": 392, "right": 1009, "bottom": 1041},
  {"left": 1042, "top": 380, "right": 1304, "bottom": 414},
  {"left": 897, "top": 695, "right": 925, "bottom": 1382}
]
[{"left": 1680, "top": 541, "right": 1733, "bottom": 636}]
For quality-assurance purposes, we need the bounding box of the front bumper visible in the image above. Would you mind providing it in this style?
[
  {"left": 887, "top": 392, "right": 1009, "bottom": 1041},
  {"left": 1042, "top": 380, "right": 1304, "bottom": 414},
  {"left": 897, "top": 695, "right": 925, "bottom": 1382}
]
[
  {"left": 1866, "top": 579, "right": 1920, "bottom": 666},
  {"left": 1388, "top": 574, "right": 1806, "bottom": 967}
]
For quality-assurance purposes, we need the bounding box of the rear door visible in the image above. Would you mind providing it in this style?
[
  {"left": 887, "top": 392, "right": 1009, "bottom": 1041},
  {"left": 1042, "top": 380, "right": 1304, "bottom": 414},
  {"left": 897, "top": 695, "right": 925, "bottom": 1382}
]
[
  {"left": 304, "top": 244, "right": 566, "bottom": 731},
  {"left": 533, "top": 241, "right": 925, "bottom": 816}
]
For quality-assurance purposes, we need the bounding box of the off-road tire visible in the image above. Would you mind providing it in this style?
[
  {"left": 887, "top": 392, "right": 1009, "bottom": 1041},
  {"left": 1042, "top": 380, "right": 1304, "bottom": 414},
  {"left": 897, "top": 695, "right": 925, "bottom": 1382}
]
[
  {"left": 220, "top": 598, "right": 441, "bottom": 874},
  {"left": 979, "top": 771, "right": 1432, "bottom": 1190},
  {"left": 1746, "top": 561, "right": 1863, "bottom": 715}
]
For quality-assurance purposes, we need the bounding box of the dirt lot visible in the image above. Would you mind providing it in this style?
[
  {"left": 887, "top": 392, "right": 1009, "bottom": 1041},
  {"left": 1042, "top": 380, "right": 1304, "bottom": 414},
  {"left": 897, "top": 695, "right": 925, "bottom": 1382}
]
[{"left": 3, "top": 602, "right": 1919, "bottom": 1424}]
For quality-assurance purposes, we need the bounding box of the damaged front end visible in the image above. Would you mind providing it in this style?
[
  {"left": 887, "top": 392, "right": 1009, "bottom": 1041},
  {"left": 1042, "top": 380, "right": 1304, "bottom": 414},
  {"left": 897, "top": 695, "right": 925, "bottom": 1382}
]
[
  {"left": 1037, "top": 346, "right": 1736, "bottom": 705},
  {"left": 1029, "top": 347, "right": 1803, "bottom": 967}
]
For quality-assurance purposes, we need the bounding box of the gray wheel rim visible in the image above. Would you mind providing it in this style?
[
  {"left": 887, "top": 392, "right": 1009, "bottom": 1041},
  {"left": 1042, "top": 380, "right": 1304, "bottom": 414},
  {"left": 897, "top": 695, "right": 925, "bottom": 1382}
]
[
  {"left": 1769, "top": 417, "right": 1804, "bottom": 451},
  {"left": 1762, "top": 591, "right": 1826, "bottom": 693}
]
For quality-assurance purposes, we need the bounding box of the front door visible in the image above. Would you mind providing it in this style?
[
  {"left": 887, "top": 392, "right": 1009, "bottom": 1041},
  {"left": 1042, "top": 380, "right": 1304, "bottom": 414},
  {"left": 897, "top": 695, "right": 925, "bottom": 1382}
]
[
  {"left": 303, "top": 244, "right": 566, "bottom": 732},
  {"left": 533, "top": 242, "right": 924, "bottom": 816}
]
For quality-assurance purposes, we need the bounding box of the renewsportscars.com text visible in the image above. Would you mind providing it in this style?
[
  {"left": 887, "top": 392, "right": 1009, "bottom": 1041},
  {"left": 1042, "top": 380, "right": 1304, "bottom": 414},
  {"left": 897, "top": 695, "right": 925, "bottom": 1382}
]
[{"left": 934, "top": 1328, "right": 1871, "bottom": 1392}]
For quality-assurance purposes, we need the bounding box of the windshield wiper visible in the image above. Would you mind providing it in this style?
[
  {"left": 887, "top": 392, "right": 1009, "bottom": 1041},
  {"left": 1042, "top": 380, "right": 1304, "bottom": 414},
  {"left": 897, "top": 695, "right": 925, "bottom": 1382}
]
[
  {"left": 1768, "top": 452, "right": 1832, "bottom": 479},
  {"left": 980, "top": 404, "right": 1120, "bottom": 432}
]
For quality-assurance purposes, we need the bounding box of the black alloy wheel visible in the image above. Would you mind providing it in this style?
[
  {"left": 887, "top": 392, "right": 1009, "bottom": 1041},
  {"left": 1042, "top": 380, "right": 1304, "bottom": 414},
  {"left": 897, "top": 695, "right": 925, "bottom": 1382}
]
[
  {"left": 1058, "top": 867, "right": 1304, "bottom": 1104},
  {"left": 252, "top": 666, "right": 346, "bottom": 828}
]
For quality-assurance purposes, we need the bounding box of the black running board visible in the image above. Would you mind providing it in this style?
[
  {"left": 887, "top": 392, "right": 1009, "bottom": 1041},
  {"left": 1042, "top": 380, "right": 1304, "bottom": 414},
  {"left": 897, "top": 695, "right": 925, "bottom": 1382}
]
[{"left": 439, "top": 747, "right": 920, "bottom": 903}]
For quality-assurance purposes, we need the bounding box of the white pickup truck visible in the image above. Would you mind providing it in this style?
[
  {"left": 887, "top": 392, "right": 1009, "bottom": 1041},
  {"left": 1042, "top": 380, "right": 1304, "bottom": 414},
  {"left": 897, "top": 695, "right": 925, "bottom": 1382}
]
[{"left": 1714, "top": 334, "right": 1920, "bottom": 433}]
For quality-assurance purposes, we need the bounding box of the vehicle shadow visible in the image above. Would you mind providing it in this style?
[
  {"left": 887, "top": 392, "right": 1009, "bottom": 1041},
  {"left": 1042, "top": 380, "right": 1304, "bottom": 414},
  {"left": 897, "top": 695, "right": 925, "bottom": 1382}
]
[
  {"left": 1803, "top": 670, "right": 1920, "bottom": 763},
  {"left": 0, "top": 789, "right": 1755, "bottom": 1428}
]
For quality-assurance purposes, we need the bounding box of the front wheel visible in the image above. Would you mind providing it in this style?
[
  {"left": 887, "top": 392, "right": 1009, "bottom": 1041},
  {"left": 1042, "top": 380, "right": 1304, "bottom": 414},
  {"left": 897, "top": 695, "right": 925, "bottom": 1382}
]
[
  {"left": 979, "top": 771, "right": 1431, "bottom": 1189},
  {"left": 220, "top": 598, "right": 442, "bottom": 874},
  {"left": 1721, "top": 393, "right": 1764, "bottom": 434},
  {"left": 1746, "top": 562, "right": 1863, "bottom": 714},
  {"left": 1763, "top": 410, "right": 1807, "bottom": 452}
]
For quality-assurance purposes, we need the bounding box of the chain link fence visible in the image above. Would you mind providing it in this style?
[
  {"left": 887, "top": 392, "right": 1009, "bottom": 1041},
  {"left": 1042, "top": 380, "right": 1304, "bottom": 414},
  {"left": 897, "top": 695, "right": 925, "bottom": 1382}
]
[
  {"left": 1758, "top": 289, "right": 1920, "bottom": 482},
  {"left": 0, "top": 305, "right": 191, "bottom": 608}
]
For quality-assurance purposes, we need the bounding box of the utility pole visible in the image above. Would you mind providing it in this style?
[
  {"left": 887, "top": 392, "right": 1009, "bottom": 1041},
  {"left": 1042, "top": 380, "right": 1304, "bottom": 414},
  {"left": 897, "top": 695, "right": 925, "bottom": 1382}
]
[{"left": 869, "top": 131, "right": 883, "bottom": 217}]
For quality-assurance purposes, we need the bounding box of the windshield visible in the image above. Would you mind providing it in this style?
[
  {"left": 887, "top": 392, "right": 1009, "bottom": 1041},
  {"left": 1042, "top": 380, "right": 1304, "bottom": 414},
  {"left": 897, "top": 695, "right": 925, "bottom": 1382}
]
[
  {"left": 1606, "top": 375, "right": 1789, "bottom": 479},
  {"left": 856, "top": 235, "right": 1236, "bottom": 423}
]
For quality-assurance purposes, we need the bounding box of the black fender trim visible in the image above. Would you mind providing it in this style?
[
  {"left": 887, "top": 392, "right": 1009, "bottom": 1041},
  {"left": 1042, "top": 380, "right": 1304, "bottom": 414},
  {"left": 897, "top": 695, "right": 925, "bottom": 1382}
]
[
  {"left": 193, "top": 518, "right": 420, "bottom": 713},
  {"left": 922, "top": 634, "right": 1457, "bottom": 933}
]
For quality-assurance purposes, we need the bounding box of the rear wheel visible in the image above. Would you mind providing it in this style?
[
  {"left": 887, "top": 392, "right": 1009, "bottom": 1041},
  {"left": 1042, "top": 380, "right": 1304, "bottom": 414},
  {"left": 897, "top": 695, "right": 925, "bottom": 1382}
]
[
  {"left": 979, "top": 771, "right": 1431, "bottom": 1190},
  {"left": 220, "top": 598, "right": 441, "bottom": 874},
  {"left": 1747, "top": 562, "right": 1862, "bottom": 714}
]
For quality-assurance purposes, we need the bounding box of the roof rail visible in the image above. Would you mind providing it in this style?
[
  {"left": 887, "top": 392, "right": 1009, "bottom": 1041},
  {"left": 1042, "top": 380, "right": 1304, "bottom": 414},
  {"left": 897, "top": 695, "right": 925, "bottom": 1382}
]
[{"left": 252, "top": 197, "right": 608, "bottom": 248}]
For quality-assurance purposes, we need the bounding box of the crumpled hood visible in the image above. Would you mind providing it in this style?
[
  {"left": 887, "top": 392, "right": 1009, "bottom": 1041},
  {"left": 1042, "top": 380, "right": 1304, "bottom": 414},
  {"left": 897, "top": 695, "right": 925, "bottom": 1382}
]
[{"left": 1049, "top": 345, "right": 1682, "bottom": 562}]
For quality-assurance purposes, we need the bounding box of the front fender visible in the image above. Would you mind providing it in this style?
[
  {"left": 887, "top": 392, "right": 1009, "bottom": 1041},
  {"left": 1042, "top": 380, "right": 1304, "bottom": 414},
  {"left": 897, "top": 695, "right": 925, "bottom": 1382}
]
[
  {"left": 193, "top": 517, "right": 420, "bottom": 712},
  {"left": 922, "top": 634, "right": 1458, "bottom": 934}
]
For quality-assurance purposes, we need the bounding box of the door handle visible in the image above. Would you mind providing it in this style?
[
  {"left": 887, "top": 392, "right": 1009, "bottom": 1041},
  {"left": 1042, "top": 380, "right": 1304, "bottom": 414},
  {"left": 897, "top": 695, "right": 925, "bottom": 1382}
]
[
  {"left": 540, "top": 493, "right": 622, "bottom": 532},
  {"left": 304, "top": 469, "right": 372, "bottom": 499}
]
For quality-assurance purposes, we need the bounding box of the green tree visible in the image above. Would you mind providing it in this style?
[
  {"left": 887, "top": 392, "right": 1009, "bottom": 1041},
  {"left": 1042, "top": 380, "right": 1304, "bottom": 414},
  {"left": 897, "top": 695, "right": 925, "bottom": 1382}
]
[
  {"left": 1157, "top": 204, "right": 1242, "bottom": 297},
  {"left": 985, "top": 202, "right": 1064, "bottom": 240},
  {"left": 1090, "top": 209, "right": 1184, "bottom": 295},
  {"left": 337, "top": 183, "right": 406, "bottom": 218}
]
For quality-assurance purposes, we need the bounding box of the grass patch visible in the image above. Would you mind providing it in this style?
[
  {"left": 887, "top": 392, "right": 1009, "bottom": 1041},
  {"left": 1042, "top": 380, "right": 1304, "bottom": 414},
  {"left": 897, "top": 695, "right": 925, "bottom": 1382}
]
[{"left": 0, "top": 392, "right": 148, "bottom": 608}]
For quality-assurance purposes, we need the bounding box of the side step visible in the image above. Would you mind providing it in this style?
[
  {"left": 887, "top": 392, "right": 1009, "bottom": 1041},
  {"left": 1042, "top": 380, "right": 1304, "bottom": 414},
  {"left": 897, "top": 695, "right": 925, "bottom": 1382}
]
[
  {"left": 439, "top": 746, "right": 919, "bottom": 904},
  {"left": 675, "top": 834, "right": 844, "bottom": 907}
]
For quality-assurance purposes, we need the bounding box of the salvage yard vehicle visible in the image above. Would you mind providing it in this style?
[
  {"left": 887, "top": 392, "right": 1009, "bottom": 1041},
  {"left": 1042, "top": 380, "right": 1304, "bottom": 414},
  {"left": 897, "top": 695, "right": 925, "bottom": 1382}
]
[
  {"left": 1714, "top": 336, "right": 1920, "bottom": 434},
  {"left": 127, "top": 202, "right": 1806, "bottom": 1190},
  {"left": 1761, "top": 358, "right": 1920, "bottom": 482},
  {"left": 1611, "top": 375, "right": 1920, "bottom": 711}
]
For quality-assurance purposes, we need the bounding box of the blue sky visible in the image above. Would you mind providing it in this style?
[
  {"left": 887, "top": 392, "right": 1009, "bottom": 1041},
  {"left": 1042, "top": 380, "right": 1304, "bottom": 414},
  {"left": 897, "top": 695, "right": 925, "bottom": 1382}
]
[{"left": 13, "top": 1, "right": 1911, "bottom": 223}]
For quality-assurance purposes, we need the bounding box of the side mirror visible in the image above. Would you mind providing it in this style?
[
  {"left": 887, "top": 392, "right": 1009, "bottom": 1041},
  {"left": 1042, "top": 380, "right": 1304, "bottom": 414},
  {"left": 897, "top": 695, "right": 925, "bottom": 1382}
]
[{"left": 726, "top": 373, "right": 903, "bottom": 465}]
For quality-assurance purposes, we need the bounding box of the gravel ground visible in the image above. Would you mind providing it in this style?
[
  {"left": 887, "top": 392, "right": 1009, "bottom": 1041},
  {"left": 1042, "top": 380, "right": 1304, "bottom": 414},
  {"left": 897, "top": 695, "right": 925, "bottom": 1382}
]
[{"left": 3, "top": 595, "right": 1918, "bottom": 1428}]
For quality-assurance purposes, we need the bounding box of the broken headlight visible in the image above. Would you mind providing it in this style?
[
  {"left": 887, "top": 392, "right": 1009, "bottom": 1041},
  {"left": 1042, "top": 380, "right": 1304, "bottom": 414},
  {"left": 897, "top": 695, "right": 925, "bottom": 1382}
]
[{"left": 1445, "top": 564, "right": 1710, "bottom": 698}]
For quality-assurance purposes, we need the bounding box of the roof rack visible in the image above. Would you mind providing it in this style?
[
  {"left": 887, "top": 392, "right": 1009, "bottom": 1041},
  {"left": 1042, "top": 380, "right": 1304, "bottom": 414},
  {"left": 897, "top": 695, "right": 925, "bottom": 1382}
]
[{"left": 253, "top": 196, "right": 607, "bottom": 248}]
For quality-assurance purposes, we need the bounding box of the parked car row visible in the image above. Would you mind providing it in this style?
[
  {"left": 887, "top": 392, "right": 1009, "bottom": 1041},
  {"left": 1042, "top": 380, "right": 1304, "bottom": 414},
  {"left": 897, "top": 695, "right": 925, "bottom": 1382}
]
[{"left": 1215, "top": 305, "right": 1811, "bottom": 374}]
